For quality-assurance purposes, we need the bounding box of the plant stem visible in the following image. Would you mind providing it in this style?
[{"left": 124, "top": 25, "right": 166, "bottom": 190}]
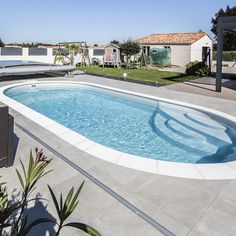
[
  {"left": 12, "top": 192, "right": 27, "bottom": 235},
  {"left": 56, "top": 223, "right": 63, "bottom": 236}
]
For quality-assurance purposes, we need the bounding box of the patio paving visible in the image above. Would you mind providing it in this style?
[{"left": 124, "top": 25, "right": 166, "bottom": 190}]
[
  {"left": 167, "top": 77, "right": 236, "bottom": 101},
  {"left": 1, "top": 75, "right": 236, "bottom": 236}
]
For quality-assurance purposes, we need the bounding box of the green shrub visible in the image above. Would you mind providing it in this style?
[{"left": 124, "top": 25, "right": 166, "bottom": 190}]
[
  {"left": 213, "top": 51, "right": 236, "bottom": 61},
  {"left": 91, "top": 57, "right": 100, "bottom": 65},
  {"left": 185, "top": 61, "right": 210, "bottom": 76}
]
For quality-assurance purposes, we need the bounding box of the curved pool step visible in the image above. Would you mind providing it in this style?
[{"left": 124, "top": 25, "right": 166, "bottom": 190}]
[
  {"left": 165, "top": 119, "right": 207, "bottom": 141},
  {"left": 158, "top": 106, "right": 231, "bottom": 144},
  {"left": 184, "top": 113, "right": 225, "bottom": 130},
  {"left": 150, "top": 111, "right": 213, "bottom": 156},
  {"left": 153, "top": 112, "right": 218, "bottom": 155}
]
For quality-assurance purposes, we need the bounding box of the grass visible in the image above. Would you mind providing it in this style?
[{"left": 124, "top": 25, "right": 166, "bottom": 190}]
[{"left": 77, "top": 65, "right": 196, "bottom": 85}]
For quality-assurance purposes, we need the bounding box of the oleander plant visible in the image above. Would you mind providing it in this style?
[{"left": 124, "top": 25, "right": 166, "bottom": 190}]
[{"left": 0, "top": 148, "right": 101, "bottom": 236}]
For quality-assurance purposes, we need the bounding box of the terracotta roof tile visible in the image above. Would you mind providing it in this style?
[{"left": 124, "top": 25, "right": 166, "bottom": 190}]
[{"left": 138, "top": 32, "right": 208, "bottom": 45}]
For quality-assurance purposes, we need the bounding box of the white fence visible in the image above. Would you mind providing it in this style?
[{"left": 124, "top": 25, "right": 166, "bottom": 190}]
[{"left": 0, "top": 47, "right": 55, "bottom": 64}]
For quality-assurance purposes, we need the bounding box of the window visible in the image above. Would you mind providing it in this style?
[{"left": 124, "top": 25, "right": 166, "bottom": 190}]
[
  {"left": 113, "top": 49, "right": 116, "bottom": 53},
  {"left": 93, "top": 49, "right": 105, "bottom": 56}
]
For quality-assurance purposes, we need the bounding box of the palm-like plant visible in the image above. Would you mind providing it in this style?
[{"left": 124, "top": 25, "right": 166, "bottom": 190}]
[
  {"left": 48, "top": 183, "right": 101, "bottom": 236},
  {"left": 13, "top": 148, "right": 52, "bottom": 235},
  {"left": 0, "top": 148, "right": 101, "bottom": 236}
]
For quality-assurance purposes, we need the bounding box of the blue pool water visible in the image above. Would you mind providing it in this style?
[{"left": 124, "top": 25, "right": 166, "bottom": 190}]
[{"left": 5, "top": 83, "right": 236, "bottom": 163}]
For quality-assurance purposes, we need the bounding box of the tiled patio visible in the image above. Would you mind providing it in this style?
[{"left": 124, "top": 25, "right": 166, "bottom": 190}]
[{"left": 1, "top": 75, "right": 236, "bottom": 236}]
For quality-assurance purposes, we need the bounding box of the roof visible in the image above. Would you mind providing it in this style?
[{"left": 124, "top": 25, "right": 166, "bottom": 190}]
[
  {"left": 89, "top": 45, "right": 105, "bottom": 49},
  {"left": 104, "top": 43, "right": 120, "bottom": 49},
  {"left": 138, "top": 32, "right": 209, "bottom": 45}
]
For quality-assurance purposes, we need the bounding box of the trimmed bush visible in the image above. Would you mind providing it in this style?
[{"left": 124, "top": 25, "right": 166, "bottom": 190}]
[
  {"left": 91, "top": 57, "right": 100, "bottom": 65},
  {"left": 185, "top": 61, "right": 210, "bottom": 77},
  {"left": 213, "top": 51, "right": 236, "bottom": 61}
]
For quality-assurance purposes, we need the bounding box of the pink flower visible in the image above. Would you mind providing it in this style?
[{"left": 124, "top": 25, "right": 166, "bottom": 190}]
[{"left": 35, "top": 148, "right": 49, "bottom": 164}]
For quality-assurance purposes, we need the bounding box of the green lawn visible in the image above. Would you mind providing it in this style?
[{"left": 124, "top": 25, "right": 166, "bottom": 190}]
[{"left": 77, "top": 66, "right": 196, "bottom": 85}]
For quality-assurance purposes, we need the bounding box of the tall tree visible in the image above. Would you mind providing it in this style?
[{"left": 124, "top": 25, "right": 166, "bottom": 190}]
[
  {"left": 0, "top": 38, "right": 5, "bottom": 47},
  {"left": 211, "top": 5, "right": 236, "bottom": 50}
]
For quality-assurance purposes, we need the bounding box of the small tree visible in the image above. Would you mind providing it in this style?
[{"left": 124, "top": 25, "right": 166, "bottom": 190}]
[
  {"left": 110, "top": 40, "right": 120, "bottom": 46},
  {"left": 211, "top": 5, "right": 236, "bottom": 50},
  {"left": 0, "top": 38, "right": 5, "bottom": 47},
  {"left": 65, "top": 44, "right": 81, "bottom": 65},
  {"left": 120, "top": 39, "right": 140, "bottom": 67}
]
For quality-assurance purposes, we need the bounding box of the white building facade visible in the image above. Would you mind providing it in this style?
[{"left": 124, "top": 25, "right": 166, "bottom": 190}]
[
  {"left": 0, "top": 47, "right": 55, "bottom": 64},
  {"left": 138, "top": 32, "right": 213, "bottom": 67}
]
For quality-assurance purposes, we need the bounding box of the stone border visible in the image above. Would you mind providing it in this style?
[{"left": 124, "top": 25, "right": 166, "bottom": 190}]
[{"left": 1, "top": 80, "right": 236, "bottom": 180}]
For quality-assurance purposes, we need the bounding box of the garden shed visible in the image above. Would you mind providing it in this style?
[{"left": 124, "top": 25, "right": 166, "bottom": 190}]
[
  {"left": 103, "top": 43, "right": 121, "bottom": 67},
  {"left": 138, "top": 32, "right": 213, "bottom": 67}
]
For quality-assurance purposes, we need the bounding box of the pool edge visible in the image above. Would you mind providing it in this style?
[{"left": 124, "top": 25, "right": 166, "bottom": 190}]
[{"left": 1, "top": 80, "right": 236, "bottom": 180}]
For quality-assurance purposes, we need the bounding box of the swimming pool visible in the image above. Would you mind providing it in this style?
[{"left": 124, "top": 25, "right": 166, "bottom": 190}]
[{"left": 4, "top": 82, "right": 236, "bottom": 165}]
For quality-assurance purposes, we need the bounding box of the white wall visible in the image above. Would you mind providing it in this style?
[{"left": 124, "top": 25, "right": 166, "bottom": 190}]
[
  {"left": 88, "top": 48, "right": 104, "bottom": 62},
  {"left": 190, "top": 35, "right": 213, "bottom": 62},
  {"left": 143, "top": 44, "right": 191, "bottom": 67},
  {"left": 0, "top": 48, "right": 55, "bottom": 64},
  {"left": 169, "top": 45, "right": 191, "bottom": 67}
]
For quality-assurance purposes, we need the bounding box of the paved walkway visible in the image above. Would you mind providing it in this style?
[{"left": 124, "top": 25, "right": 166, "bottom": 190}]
[{"left": 1, "top": 75, "right": 236, "bottom": 236}]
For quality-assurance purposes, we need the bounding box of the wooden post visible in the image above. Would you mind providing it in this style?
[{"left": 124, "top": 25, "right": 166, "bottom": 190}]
[{"left": 208, "top": 48, "right": 211, "bottom": 75}]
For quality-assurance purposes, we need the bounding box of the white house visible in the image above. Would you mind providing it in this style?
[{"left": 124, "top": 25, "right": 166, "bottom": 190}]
[{"left": 138, "top": 32, "right": 213, "bottom": 67}]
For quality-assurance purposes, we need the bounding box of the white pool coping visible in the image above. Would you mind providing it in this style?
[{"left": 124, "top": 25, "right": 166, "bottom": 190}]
[{"left": 1, "top": 80, "right": 236, "bottom": 180}]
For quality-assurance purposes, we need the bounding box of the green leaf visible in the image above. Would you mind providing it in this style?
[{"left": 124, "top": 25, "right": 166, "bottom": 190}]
[
  {"left": 16, "top": 169, "right": 25, "bottom": 189},
  {"left": 64, "top": 187, "right": 74, "bottom": 212},
  {"left": 32, "top": 161, "right": 51, "bottom": 180},
  {"left": 59, "top": 193, "right": 64, "bottom": 221},
  {"left": 64, "top": 222, "right": 101, "bottom": 236},
  {"left": 61, "top": 187, "right": 74, "bottom": 220},
  {"left": 28, "top": 169, "right": 53, "bottom": 194},
  {"left": 68, "top": 181, "right": 84, "bottom": 213},
  {"left": 19, "top": 159, "right": 27, "bottom": 180},
  {"left": 27, "top": 150, "right": 35, "bottom": 182},
  {"left": 65, "top": 200, "right": 79, "bottom": 219},
  {"left": 48, "top": 185, "right": 60, "bottom": 219}
]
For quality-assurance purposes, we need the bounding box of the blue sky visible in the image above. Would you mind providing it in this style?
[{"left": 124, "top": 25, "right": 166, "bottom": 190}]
[{"left": 1, "top": 0, "right": 235, "bottom": 44}]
